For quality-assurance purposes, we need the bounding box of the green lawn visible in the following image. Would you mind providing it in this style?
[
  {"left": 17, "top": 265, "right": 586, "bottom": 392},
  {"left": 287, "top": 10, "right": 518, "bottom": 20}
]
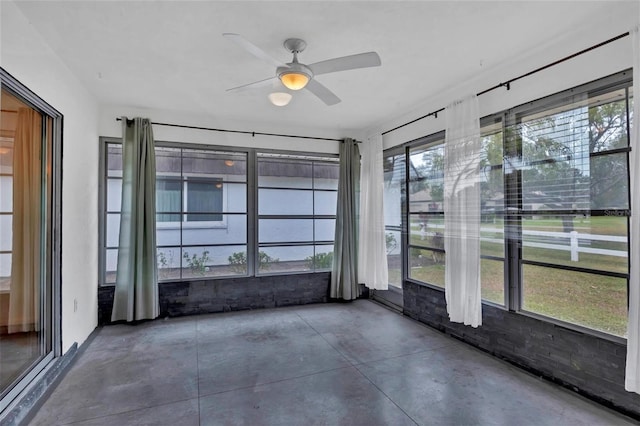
[{"left": 395, "top": 215, "right": 628, "bottom": 337}]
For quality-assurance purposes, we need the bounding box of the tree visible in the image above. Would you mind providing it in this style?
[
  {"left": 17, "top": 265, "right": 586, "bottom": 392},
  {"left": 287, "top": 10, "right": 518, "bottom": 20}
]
[{"left": 588, "top": 100, "right": 628, "bottom": 209}]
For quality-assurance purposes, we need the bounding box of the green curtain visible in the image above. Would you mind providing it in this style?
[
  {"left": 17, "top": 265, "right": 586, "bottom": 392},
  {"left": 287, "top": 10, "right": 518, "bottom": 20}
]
[
  {"left": 111, "top": 117, "right": 158, "bottom": 321},
  {"left": 330, "top": 138, "right": 360, "bottom": 300}
]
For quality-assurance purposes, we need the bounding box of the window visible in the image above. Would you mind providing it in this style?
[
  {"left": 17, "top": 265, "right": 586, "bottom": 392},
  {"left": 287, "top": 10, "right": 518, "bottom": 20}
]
[
  {"left": 102, "top": 143, "right": 248, "bottom": 283},
  {"left": 257, "top": 153, "right": 339, "bottom": 274},
  {"left": 388, "top": 70, "right": 631, "bottom": 338}
]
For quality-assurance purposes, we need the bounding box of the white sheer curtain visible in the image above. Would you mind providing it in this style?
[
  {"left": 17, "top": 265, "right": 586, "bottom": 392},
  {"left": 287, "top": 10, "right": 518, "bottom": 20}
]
[
  {"left": 626, "top": 25, "right": 640, "bottom": 394},
  {"left": 358, "top": 133, "right": 388, "bottom": 290},
  {"left": 444, "top": 94, "right": 482, "bottom": 327}
]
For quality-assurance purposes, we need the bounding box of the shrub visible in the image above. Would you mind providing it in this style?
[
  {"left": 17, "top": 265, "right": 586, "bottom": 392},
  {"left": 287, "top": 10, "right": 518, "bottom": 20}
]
[
  {"left": 228, "top": 251, "right": 279, "bottom": 273},
  {"left": 183, "top": 250, "right": 210, "bottom": 275},
  {"left": 305, "top": 252, "right": 333, "bottom": 270}
]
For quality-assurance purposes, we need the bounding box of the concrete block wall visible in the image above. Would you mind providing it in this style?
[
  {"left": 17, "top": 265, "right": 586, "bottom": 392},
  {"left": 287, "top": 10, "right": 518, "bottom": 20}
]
[
  {"left": 403, "top": 280, "right": 640, "bottom": 419},
  {"left": 98, "top": 272, "right": 330, "bottom": 325}
]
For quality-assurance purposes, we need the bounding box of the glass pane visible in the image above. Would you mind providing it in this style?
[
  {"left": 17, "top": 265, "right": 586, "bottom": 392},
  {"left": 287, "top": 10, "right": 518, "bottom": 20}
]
[
  {"left": 409, "top": 213, "right": 444, "bottom": 248},
  {"left": 225, "top": 183, "right": 247, "bottom": 213},
  {"left": 481, "top": 127, "right": 504, "bottom": 211},
  {"left": 384, "top": 153, "right": 405, "bottom": 228},
  {"left": 106, "top": 178, "right": 122, "bottom": 212},
  {"left": 182, "top": 149, "right": 247, "bottom": 181},
  {"left": 157, "top": 247, "right": 181, "bottom": 281},
  {"left": 0, "top": 253, "right": 11, "bottom": 286},
  {"left": 156, "top": 218, "right": 181, "bottom": 246},
  {"left": 409, "top": 247, "right": 445, "bottom": 287},
  {"left": 481, "top": 258, "right": 504, "bottom": 305},
  {"left": 155, "top": 146, "right": 181, "bottom": 175},
  {"left": 258, "top": 189, "right": 313, "bottom": 215},
  {"left": 588, "top": 90, "right": 628, "bottom": 152},
  {"left": 313, "top": 162, "right": 339, "bottom": 189},
  {"left": 0, "top": 215, "right": 11, "bottom": 251},
  {"left": 180, "top": 214, "right": 247, "bottom": 246},
  {"left": 522, "top": 215, "right": 627, "bottom": 274},
  {"left": 590, "top": 153, "right": 628, "bottom": 210},
  {"left": 522, "top": 264, "right": 627, "bottom": 337},
  {"left": 258, "top": 158, "right": 313, "bottom": 189},
  {"left": 156, "top": 177, "right": 181, "bottom": 219},
  {"left": 106, "top": 213, "right": 121, "bottom": 248},
  {"left": 409, "top": 143, "right": 444, "bottom": 211},
  {"left": 0, "top": 144, "right": 13, "bottom": 174},
  {"left": 0, "top": 177, "right": 12, "bottom": 212},
  {"left": 107, "top": 144, "right": 122, "bottom": 177},
  {"left": 181, "top": 245, "right": 247, "bottom": 279},
  {"left": 186, "top": 179, "right": 223, "bottom": 221},
  {"left": 259, "top": 219, "right": 313, "bottom": 243},
  {"left": 314, "top": 191, "right": 337, "bottom": 215},
  {"left": 521, "top": 151, "right": 590, "bottom": 213},
  {"left": 314, "top": 219, "right": 335, "bottom": 242},
  {"left": 258, "top": 245, "right": 313, "bottom": 274},
  {"left": 105, "top": 249, "right": 118, "bottom": 283},
  {"left": 480, "top": 218, "right": 505, "bottom": 259},
  {"left": 385, "top": 229, "right": 402, "bottom": 289},
  {"left": 311, "top": 245, "right": 334, "bottom": 271}
]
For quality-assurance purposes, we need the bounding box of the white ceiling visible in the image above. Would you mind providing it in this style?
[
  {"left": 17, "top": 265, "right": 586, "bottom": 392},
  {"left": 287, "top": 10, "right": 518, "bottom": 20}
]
[{"left": 14, "top": 1, "right": 629, "bottom": 132}]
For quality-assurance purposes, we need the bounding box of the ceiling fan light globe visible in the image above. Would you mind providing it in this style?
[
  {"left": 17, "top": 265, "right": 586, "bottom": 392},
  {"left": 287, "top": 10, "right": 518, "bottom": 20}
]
[
  {"left": 279, "top": 72, "right": 310, "bottom": 90},
  {"left": 268, "top": 92, "right": 292, "bottom": 106}
]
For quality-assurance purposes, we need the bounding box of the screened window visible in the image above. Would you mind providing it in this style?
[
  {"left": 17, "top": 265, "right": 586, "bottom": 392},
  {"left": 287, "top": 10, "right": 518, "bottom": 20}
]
[
  {"left": 479, "top": 120, "right": 505, "bottom": 305},
  {"left": 407, "top": 137, "right": 446, "bottom": 287},
  {"left": 389, "top": 71, "right": 631, "bottom": 338},
  {"left": 257, "top": 153, "right": 339, "bottom": 274},
  {"left": 383, "top": 151, "right": 405, "bottom": 289},
  {"left": 514, "top": 82, "right": 631, "bottom": 337}
]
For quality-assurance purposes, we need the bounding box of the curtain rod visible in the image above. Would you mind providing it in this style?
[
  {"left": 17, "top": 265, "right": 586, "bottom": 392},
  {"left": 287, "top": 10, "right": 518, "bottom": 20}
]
[
  {"left": 382, "top": 31, "right": 631, "bottom": 136},
  {"left": 114, "top": 117, "right": 344, "bottom": 142}
]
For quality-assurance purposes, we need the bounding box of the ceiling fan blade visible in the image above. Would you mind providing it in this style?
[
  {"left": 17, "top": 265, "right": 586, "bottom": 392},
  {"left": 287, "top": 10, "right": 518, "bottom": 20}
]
[
  {"left": 226, "top": 76, "right": 276, "bottom": 93},
  {"left": 305, "top": 79, "right": 341, "bottom": 106},
  {"left": 309, "top": 52, "right": 381, "bottom": 76},
  {"left": 223, "top": 33, "right": 286, "bottom": 68}
]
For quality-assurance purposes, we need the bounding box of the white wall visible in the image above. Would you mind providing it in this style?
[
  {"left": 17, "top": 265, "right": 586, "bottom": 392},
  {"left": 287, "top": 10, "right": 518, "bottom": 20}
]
[
  {"left": 374, "top": 3, "right": 639, "bottom": 149},
  {"left": 1, "top": 1, "right": 100, "bottom": 352}
]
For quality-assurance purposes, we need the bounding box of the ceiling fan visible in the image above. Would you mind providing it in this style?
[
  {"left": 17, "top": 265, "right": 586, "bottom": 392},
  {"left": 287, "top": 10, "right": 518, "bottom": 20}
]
[{"left": 223, "top": 33, "right": 381, "bottom": 106}]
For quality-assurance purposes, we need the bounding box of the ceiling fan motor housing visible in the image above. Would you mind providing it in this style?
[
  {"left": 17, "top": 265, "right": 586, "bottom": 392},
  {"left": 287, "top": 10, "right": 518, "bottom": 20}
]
[{"left": 283, "top": 38, "right": 307, "bottom": 53}]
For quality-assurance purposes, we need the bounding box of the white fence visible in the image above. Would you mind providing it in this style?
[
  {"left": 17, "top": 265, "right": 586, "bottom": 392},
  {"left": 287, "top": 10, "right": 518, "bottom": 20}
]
[{"left": 418, "top": 225, "right": 627, "bottom": 261}]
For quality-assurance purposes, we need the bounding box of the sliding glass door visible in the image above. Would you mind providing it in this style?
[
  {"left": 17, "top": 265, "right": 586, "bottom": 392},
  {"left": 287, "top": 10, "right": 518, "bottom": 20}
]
[{"left": 0, "top": 70, "right": 61, "bottom": 413}]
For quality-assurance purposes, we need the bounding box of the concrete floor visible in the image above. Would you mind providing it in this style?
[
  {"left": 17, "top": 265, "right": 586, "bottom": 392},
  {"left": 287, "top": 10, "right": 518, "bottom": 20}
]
[{"left": 28, "top": 300, "right": 637, "bottom": 425}]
